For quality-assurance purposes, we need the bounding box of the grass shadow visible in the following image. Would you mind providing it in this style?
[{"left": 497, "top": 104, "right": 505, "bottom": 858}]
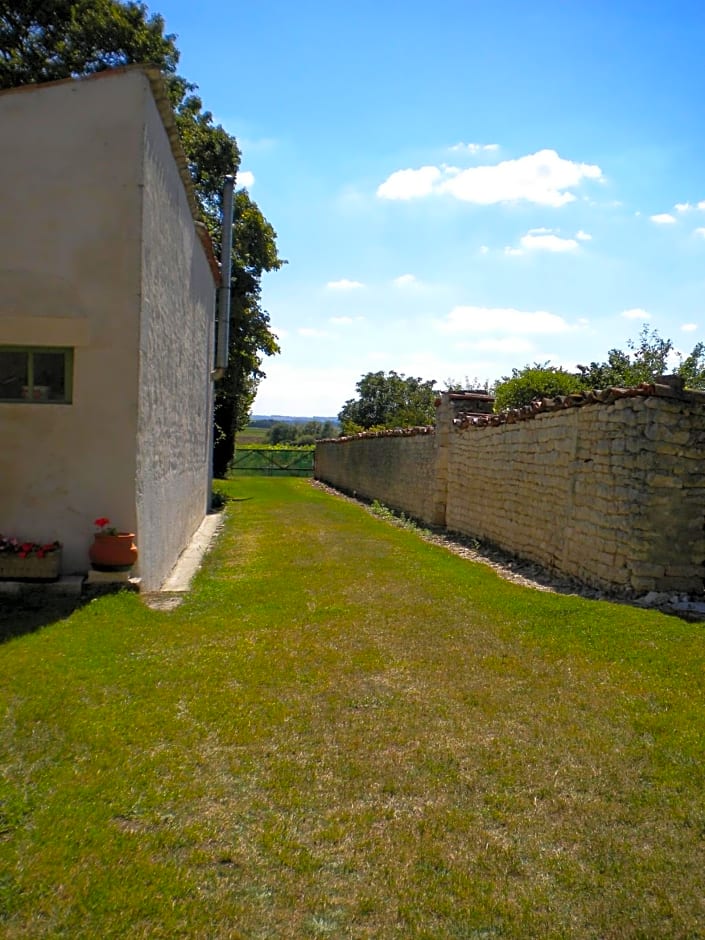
[{"left": 0, "top": 594, "right": 85, "bottom": 644}]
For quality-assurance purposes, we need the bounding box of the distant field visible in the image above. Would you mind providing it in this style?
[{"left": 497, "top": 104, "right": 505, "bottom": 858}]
[{"left": 235, "top": 426, "right": 270, "bottom": 445}]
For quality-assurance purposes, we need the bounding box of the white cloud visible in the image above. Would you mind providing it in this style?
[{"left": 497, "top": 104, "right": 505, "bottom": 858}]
[
  {"left": 675, "top": 202, "right": 692, "bottom": 212},
  {"left": 326, "top": 278, "right": 364, "bottom": 290},
  {"left": 479, "top": 245, "right": 490, "bottom": 255},
  {"left": 449, "top": 142, "right": 499, "bottom": 154},
  {"left": 681, "top": 323, "right": 698, "bottom": 332},
  {"left": 699, "top": 201, "right": 705, "bottom": 210},
  {"left": 650, "top": 213, "right": 676, "bottom": 224},
  {"left": 441, "top": 150, "right": 602, "bottom": 207},
  {"left": 694, "top": 228, "right": 705, "bottom": 238},
  {"left": 621, "top": 308, "right": 651, "bottom": 320},
  {"left": 520, "top": 230, "right": 579, "bottom": 252},
  {"left": 237, "top": 170, "right": 255, "bottom": 189},
  {"left": 393, "top": 273, "right": 418, "bottom": 287},
  {"left": 377, "top": 149, "right": 603, "bottom": 207},
  {"left": 376, "top": 165, "right": 442, "bottom": 200},
  {"left": 504, "top": 227, "right": 581, "bottom": 255},
  {"left": 438, "top": 305, "right": 573, "bottom": 335},
  {"left": 298, "top": 327, "right": 328, "bottom": 338},
  {"left": 576, "top": 230, "right": 592, "bottom": 241}
]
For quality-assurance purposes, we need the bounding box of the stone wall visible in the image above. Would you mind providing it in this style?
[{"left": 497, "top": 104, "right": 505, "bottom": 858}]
[
  {"left": 315, "top": 387, "right": 705, "bottom": 596},
  {"left": 314, "top": 429, "right": 437, "bottom": 523}
]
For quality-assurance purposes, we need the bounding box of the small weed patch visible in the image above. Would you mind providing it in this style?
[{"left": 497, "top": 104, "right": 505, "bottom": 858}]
[
  {"left": 1, "top": 478, "right": 705, "bottom": 937},
  {"left": 370, "top": 498, "right": 430, "bottom": 535}
]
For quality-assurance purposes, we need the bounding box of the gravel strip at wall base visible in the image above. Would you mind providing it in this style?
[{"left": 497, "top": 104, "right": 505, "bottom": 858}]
[{"left": 310, "top": 480, "right": 705, "bottom": 620}]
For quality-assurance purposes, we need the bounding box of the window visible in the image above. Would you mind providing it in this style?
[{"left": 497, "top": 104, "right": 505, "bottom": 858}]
[{"left": 0, "top": 347, "right": 73, "bottom": 403}]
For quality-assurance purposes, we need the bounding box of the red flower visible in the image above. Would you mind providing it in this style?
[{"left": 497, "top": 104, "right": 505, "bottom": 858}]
[{"left": 94, "top": 517, "right": 110, "bottom": 528}]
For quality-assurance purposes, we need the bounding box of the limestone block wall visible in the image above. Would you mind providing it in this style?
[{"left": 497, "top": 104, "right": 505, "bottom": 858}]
[
  {"left": 315, "top": 430, "right": 437, "bottom": 523},
  {"left": 315, "top": 388, "right": 705, "bottom": 596},
  {"left": 446, "top": 392, "right": 705, "bottom": 594}
]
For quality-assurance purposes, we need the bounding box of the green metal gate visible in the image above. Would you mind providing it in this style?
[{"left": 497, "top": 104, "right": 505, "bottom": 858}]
[{"left": 230, "top": 448, "right": 314, "bottom": 477}]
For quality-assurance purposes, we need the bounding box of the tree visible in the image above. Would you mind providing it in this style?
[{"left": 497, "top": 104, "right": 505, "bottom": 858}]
[
  {"left": 576, "top": 325, "right": 673, "bottom": 389},
  {"left": 0, "top": 0, "right": 178, "bottom": 86},
  {"left": 493, "top": 364, "right": 583, "bottom": 412},
  {"left": 577, "top": 325, "right": 705, "bottom": 391},
  {"left": 0, "top": 0, "right": 284, "bottom": 477},
  {"left": 676, "top": 341, "right": 705, "bottom": 389},
  {"left": 266, "top": 420, "right": 336, "bottom": 445},
  {"left": 493, "top": 326, "right": 705, "bottom": 412},
  {"left": 338, "top": 371, "right": 437, "bottom": 433},
  {"left": 212, "top": 188, "right": 283, "bottom": 477},
  {"left": 267, "top": 421, "right": 295, "bottom": 445}
]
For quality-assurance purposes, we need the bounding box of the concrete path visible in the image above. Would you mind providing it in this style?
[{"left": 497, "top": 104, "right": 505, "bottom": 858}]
[{"left": 143, "top": 511, "right": 224, "bottom": 610}]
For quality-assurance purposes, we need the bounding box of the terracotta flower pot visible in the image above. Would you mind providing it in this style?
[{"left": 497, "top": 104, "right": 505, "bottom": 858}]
[{"left": 89, "top": 533, "right": 138, "bottom": 572}]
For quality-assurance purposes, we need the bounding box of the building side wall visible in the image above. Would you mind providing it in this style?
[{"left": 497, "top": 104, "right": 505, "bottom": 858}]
[
  {"left": 135, "top": 81, "right": 216, "bottom": 591},
  {"left": 315, "top": 394, "right": 705, "bottom": 595},
  {"left": 0, "top": 74, "right": 143, "bottom": 573}
]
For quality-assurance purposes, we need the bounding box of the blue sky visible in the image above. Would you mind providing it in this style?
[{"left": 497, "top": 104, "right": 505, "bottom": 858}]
[{"left": 155, "top": 0, "right": 705, "bottom": 416}]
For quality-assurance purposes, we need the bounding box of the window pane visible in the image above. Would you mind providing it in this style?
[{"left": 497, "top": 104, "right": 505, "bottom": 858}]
[
  {"left": 33, "top": 351, "right": 67, "bottom": 402},
  {"left": 0, "top": 350, "right": 27, "bottom": 401}
]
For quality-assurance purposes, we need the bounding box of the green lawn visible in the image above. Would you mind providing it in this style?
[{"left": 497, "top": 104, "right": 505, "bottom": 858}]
[{"left": 2, "top": 478, "right": 705, "bottom": 938}]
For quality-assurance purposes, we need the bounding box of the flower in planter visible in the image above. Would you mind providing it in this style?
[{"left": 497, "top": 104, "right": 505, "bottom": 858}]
[
  {"left": 94, "top": 517, "right": 119, "bottom": 536},
  {"left": 0, "top": 534, "right": 61, "bottom": 557},
  {"left": 89, "top": 519, "right": 137, "bottom": 571}
]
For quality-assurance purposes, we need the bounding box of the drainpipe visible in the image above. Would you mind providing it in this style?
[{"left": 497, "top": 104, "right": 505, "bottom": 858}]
[
  {"left": 208, "top": 175, "right": 236, "bottom": 504},
  {"left": 213, "top": 174, "right": 235, "bottom": 379}
]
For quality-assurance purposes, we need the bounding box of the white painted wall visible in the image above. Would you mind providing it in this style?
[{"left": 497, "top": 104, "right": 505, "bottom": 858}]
[
  {"left": 0, "top": 70, "right": 216, "bottom": 587},
  {"left": 0, "top": 73, "right": 143, "bottom": 573}
]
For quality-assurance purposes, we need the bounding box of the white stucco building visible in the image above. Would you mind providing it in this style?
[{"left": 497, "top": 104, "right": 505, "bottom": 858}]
[{"left": 0, "top": 66, "right": 219, "bottom": 591}]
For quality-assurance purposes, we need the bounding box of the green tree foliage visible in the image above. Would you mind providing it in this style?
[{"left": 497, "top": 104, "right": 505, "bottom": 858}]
[
  {"left": 338, "top": 371, "right": 437, "bottom": 433},
  {"left": 267, "top": 420, "right": 337, "bottom": 445},
  {"left": 493, "top": 364, "right": 583, "bottom": 412},
  {"left": 0, "top": 0, "right": 177, "bottom": 85},
  {"left": 577, "top": 325, "right": 705, "bottom": 390},
  {"left": 676, "top": 341, "right": 705, "bottom": 389},
  {"left": 493, "top": 326, "right": 705, "bottom": 412},
  {"left": 0, "top": 0, "right": 284, "bottom": 477}
]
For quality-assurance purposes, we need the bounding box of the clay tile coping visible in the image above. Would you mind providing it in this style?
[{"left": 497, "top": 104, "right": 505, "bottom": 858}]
[
  {"left": 322, "top": 426, "right": 435, "bottom": 443},
  {"left": 453, "top": 380, "right": 702, "bottom": 430}
]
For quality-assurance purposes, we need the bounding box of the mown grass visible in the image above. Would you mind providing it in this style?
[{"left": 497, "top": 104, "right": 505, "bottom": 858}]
[{"left": 2, "top": 477, "right": 705, "bottom": 938}]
